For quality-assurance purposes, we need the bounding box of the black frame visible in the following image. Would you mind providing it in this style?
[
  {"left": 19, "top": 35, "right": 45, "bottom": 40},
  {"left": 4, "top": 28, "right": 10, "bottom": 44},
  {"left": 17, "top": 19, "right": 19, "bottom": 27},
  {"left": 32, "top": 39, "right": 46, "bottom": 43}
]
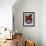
[{"left": 23, "top": 12, "right": 35, "bottom": 27}]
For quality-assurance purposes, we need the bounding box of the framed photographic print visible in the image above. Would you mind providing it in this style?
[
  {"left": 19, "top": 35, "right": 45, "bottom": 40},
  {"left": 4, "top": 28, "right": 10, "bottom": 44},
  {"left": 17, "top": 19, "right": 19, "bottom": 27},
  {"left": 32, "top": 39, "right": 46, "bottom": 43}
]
[{"left": 23, "top": 12, "right": 35, "bottom": 27}]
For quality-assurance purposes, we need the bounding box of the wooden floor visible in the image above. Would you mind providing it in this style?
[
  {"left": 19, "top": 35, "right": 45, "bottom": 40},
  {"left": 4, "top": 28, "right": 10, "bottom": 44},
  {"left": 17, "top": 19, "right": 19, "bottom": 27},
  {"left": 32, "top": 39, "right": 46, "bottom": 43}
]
[{"left": 0, "top": 39, "right": 16, "bottom": 46}]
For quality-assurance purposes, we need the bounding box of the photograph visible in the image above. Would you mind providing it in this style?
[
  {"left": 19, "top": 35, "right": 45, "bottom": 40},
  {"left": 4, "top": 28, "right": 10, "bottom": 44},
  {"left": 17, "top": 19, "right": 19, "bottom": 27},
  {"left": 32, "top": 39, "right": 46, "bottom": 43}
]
[{"left": 0, "top": 0, "right": 45, "bottom": 46}]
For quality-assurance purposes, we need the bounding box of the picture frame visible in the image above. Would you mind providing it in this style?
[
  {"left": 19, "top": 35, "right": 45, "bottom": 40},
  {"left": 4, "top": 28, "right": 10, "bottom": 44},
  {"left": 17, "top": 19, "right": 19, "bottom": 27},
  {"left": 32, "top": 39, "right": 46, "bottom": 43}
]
[{"left": 23, "top": 12, "right": 35, "bottom": 27}]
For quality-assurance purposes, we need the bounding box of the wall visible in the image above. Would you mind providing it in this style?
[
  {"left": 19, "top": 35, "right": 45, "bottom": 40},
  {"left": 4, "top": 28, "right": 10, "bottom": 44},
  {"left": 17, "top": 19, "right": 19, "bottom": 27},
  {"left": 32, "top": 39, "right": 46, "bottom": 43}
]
[
  {"left": 13, "top": 0, "right": 41, "bottom": 46},
  {"left": 0, "top": 0, "right": 17, "bottom": 38},
  {"left": 0, "top": 0, "right": 16, "bottom": 30},
  {"left": 41, "top": 0, "right": 46, "bottom": 46}
]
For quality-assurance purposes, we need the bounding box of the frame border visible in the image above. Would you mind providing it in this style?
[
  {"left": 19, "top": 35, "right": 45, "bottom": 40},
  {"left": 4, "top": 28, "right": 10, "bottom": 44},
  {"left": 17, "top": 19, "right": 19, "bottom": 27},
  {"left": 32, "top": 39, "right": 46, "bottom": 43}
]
[{"left": 23, "top": 12, "right": 35, "bottom": 27}]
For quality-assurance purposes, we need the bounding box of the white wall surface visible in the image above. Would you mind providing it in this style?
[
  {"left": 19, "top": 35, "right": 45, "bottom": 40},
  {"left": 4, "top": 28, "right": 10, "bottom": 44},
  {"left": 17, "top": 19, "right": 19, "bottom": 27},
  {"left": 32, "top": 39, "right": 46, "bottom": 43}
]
[
  {"left": 41, "top": 0, "right": 46, "bottom": 46},
  {"left": 13, "top": 0, "right": 41, "bottom": 46},
  {"left": 13, "top": 0, "right": 46, "bottom": 46},
  {"left": 0, "top": 0, "right": 17, "bottom": 39},
  {"left": 0, "top": 0, "right": 16, "bottom": 29}
]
